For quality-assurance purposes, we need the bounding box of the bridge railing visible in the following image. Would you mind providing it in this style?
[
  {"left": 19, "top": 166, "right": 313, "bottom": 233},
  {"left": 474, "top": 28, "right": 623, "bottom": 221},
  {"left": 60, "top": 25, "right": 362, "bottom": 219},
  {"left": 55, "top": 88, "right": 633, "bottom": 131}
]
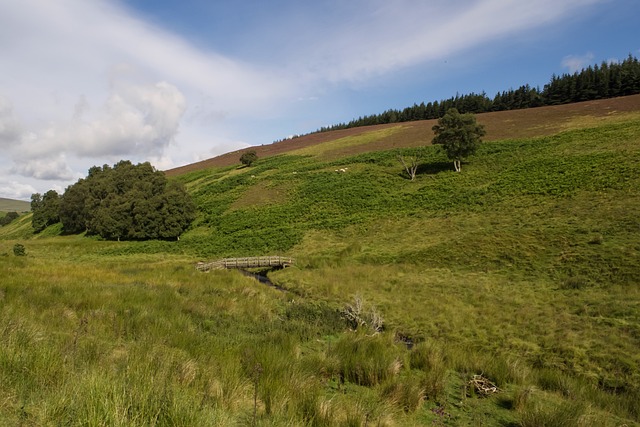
[{"left": 196, "top": 256, "right": 295, "bottom": 272}]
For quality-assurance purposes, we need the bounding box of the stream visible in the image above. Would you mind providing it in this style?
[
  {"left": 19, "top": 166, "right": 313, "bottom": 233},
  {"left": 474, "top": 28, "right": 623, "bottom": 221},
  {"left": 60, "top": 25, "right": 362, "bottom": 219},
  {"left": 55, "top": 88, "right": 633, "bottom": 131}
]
[{"left": 238, "top": 269, "right": 287, "bottom": 292}]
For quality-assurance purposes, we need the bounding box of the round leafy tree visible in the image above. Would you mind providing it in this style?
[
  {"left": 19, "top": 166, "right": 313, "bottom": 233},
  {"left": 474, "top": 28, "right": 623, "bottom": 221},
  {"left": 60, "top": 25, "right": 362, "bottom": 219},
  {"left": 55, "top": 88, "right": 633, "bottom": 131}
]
[
  {"left": 432, "top": 108, "right": 486, "bottom": 172},
  {"left": 58, "top": 161, "right": 196, "bottom": 240},
  {"left": 240, "top": 150, "right": 258, "bottom": 167},
  {"left": 30, "top": 190, "right": 60, "bottom": 232}
]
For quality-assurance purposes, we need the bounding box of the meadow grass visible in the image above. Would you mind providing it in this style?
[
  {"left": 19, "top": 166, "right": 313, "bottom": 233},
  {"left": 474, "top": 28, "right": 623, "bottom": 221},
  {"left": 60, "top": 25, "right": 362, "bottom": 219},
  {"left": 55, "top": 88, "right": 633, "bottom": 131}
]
[
  {"left": 0, "top": 198, "right": 30, "bottom": 213},
  {"left": 1, "top": 244, "right": 449, "bottom": 425},
  {"left": 287, "top": 126, "right": 409, "bottom": 159},
  {"left": 1, "top": 112, "right": 640, "bottom": 425}
]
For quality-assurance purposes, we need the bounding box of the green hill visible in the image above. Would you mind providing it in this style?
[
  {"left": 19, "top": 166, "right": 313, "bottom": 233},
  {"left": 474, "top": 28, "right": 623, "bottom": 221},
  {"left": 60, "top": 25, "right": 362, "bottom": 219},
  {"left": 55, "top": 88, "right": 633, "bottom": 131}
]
[
  {"left": 1, "top": 96, "right": 639, "bottom": 425},
  {"left": 0, "top": 197, "right": 30, "bottom": 213}
]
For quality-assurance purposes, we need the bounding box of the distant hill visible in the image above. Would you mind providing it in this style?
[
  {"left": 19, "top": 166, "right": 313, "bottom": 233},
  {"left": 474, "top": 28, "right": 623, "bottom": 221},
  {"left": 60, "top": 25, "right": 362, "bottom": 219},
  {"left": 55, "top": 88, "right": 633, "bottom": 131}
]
[
  {"left": 0, "top": 197, "right": 30, "bottom": 212},
  {"left": 166, "top": 94, "right": 640, "bottom": 177}
]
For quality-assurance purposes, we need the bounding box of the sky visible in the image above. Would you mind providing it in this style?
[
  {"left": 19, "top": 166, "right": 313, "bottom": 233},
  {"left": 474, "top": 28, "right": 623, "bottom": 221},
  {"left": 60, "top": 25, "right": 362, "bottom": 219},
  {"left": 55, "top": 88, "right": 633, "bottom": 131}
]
[{"left": 1, "top": 0, "right": 638, "bottom": 200}]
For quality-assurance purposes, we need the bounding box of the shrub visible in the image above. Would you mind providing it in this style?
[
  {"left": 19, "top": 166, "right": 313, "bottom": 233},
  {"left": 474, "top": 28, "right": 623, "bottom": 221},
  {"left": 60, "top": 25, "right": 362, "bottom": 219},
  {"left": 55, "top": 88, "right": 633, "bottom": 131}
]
[
  {"left": 0, "top": 211, "right": 19, "bottom": 226},
  {"left": 13, "top": 243, "right": 26, "bottom": 256},
  {"left": 341, "top": 296, "right": 384, "bottom": 334},
  {"left": 240, "top": 150, "right": 258, "bottom": 167}
]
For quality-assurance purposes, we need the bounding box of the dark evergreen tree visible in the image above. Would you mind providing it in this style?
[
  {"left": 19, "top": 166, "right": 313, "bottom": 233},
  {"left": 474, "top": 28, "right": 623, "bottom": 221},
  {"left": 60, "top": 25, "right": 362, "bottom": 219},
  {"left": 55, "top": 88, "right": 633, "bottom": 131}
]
[{"left": 303, "top": 55, "right": 640, "bottom": 138}]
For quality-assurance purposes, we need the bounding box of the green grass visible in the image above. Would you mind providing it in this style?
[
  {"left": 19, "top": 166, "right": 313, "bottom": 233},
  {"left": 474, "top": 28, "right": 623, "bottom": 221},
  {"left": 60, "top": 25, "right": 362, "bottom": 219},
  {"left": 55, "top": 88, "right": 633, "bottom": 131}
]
[
  {"left": 1, "top": 113, "right": 640, "bottom": 425},
  {"left": 0, "top": 197, "right": 30, "bottom": 213},
  {"left": 287, "top": 126, "right": 408, "bottom": 158}
]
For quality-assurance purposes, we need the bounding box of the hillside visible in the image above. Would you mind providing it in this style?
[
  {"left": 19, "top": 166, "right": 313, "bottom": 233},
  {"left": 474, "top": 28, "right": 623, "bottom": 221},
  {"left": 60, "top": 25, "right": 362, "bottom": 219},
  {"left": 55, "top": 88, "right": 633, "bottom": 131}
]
[
  {"left": 166, "top": 94, "right": 640, "bottom": 175},
  {"left": 0, "top": 197, "right": 30, "bottom": 212},
  {"left": 1, "top": 95, "right": 639, "bottom": 425}
]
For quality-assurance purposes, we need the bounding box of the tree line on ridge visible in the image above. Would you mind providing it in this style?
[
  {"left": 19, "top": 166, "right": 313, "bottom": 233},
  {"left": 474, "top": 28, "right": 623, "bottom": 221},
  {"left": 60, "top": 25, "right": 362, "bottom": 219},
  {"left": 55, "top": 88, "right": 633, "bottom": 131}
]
[{"left": 310, "top": 54, "right": 640, "bottom": 134}]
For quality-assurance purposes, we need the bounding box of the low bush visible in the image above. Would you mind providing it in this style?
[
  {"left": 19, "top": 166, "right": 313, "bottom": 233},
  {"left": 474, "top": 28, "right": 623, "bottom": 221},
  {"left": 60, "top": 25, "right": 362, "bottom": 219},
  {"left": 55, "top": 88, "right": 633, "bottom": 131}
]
[{"left": 12, "top": 243, "right": 26, "bottom": 256}]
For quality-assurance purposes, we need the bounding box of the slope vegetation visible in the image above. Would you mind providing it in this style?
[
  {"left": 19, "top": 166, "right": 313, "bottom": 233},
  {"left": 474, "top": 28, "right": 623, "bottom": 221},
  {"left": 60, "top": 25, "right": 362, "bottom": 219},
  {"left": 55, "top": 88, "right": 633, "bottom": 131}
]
[
  {"left": 1, "top": 95, "right": 639, "bottom": 425},
  {"left": 166, "top": 94, "right": 640, "bottom": 174},
  {"left": 0, "top": 197, "right": 30, "bottom": 213}
]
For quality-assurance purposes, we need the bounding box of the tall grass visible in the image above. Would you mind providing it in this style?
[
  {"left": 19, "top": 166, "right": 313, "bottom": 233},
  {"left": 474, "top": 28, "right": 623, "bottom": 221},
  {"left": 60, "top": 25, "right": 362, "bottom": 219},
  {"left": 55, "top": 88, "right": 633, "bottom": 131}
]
[
  {"left": 1, "top": 111, "right": 639, "bottom": 424},
  {"left": 519, "top": 400, "right": 590, "bottom": 427},
  {"left": 330, "top": 332, "right": 401, "bottom": 387}
]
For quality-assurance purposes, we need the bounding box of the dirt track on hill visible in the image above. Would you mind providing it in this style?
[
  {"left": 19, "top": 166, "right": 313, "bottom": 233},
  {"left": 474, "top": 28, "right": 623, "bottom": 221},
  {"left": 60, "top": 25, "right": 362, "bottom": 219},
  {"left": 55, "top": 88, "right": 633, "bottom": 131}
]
[{"left": 165, "top": 94, "right": 640, "bottom": 177}]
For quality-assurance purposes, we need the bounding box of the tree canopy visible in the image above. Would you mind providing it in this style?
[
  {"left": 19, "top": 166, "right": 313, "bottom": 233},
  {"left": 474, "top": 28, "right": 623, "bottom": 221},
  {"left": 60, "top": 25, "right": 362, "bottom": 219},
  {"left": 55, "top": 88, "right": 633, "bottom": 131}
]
[
  {"left": 33, "top": 160, "right": 196, "bottom": 240},
  {"left": 0, "top": 211, "right": 19, "bottom": 226},
  {"left": 240, "top": 150, "right": 258, "bottom": 167},
  {"left": 31, "top": 190, "right": 60, "bottom": 232},
  {"left": 432, "top": 108, "right": 485, "bottom": 172}
]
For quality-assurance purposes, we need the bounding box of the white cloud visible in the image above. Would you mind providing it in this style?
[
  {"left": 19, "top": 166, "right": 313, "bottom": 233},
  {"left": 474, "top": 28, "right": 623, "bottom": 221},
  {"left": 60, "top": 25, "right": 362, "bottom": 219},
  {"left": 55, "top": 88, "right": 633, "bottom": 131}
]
[
  {"left": 70, "top": 80, "right": 187, "bottom": 158},
  {"left": 285, "top": 0, "right": 606, "bottom": 83},
  {"left": 562, "top": 52, "right": 596, "bottom": 73},
  {"left": 0, "top": 180, "right": 37, "bottom": 201},
  {"left": 0, "top": 96, "right": 22, "bottom": 147},
  {"left": 10, "top": 155, "right": 76, "bottom": 181},
  {"left": 0, "top": 0, "right": 295, "bottom": 198},
  {"left": 6, "top": 78, "right": 186, "bottom": 178}
]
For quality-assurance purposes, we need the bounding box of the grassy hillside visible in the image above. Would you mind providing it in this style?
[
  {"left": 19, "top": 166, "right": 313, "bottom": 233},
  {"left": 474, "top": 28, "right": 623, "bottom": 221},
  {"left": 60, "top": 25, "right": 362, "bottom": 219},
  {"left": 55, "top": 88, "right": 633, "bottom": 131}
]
[
  {"left": 1, "top": 97, "right": 640, "bottom": 425},
  {"left": 166, "top": 94, "right": 640, "bottom": 175},
  {"left": 0, "top": 197, "right": 30, "bottom": 213}
]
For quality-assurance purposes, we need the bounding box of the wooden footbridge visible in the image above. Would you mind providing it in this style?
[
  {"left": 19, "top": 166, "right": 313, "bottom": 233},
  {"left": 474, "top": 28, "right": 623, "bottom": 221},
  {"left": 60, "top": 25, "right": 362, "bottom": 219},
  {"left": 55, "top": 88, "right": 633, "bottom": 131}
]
[{"left": 196, "top": 256, "right": 295, "bottom": 272}]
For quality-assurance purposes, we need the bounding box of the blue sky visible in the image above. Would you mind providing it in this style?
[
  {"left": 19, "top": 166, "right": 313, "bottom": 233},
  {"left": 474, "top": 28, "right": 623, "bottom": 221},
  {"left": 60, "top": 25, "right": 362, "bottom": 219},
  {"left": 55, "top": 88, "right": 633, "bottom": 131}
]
[{"left": 0, "top": 0, "right": 638, "bottom": 200}]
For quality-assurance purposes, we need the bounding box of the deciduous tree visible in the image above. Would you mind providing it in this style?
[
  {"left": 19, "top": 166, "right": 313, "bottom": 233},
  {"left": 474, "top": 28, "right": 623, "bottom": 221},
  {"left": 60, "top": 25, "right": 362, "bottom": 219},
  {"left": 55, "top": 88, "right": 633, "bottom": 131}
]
[
  {"left": 432, "top": 108, "right": 485, "bottom": 172},
  {"left": 240, "top": 150, "right": 258, "bottom": 167},
  {"left": 31, "top": 190, "right": 60, "bottom": 232},
  {"left": 58, "top": 161, "right": 196, "bottom": 240},
  {"left": 397, "top": 149, "right": 423, "bottom": 181}
]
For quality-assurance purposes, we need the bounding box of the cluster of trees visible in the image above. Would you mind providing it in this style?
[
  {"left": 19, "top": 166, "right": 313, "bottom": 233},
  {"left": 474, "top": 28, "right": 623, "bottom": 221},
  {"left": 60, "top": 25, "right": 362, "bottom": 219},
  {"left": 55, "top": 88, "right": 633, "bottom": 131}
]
[
  {"left": 31, "top": 161, "right": 196, "bottom": 240},
  {"left": 315, "top": 55, "right": 640, "bottom": 133},
  {"left": 0, "top": 211, "right": 20, "bottom": 226}
]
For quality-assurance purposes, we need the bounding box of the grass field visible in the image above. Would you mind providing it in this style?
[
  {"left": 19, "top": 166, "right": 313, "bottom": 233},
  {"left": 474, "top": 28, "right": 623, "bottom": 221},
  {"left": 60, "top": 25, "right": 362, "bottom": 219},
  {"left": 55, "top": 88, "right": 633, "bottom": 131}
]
[
  {"left": 1, "top": 97, "right": 640, "bottom": 425},
  {"left": 0, "top": 198, "right": 30, "bottom": 213}
]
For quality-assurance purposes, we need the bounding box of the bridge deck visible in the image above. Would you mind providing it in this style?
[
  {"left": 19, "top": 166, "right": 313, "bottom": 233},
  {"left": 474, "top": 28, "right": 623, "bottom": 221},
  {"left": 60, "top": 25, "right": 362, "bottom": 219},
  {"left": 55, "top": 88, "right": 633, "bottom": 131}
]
[{"left": 196, "top": 256, "right": 295, "bottom": 272}]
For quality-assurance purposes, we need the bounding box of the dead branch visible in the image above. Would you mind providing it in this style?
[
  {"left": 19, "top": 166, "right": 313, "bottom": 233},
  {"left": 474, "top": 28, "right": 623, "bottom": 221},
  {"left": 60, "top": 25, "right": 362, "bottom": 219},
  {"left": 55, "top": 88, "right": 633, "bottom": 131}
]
[{"left": 468, "top": 374, "right": 500, "bottom": 397}]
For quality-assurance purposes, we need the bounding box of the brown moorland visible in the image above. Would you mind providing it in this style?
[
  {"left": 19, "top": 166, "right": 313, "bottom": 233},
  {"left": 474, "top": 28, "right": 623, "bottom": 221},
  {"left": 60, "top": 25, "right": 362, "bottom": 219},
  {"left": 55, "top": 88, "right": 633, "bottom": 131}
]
[{"left": 165, "top": 94, "right": 640, "bottom": 176}]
